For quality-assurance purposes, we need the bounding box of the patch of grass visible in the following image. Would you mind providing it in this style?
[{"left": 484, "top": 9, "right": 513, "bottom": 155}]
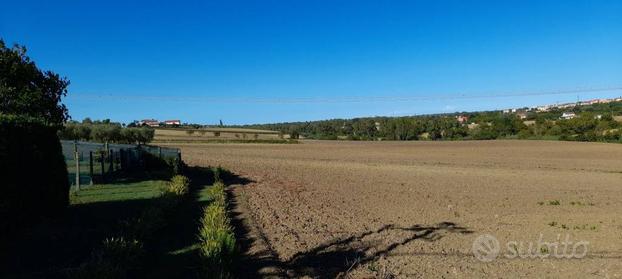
[
  {"left": 540, "top": 246, "right": 549, "bottom": 254},
  {"left": 548, "top": 200, "right": 561, "bottom": 206},
  {"left": 71, "top": 175, "right": 192, "bottom": 278},
  {"left": 548, "top": 221, "right": 558, "bottom": 227},
  {"left": 367, "top": 261, "right": 379, "bottom": 272},
  {"left": 70, "top": 180, "right": 167, "bottom": 204}
]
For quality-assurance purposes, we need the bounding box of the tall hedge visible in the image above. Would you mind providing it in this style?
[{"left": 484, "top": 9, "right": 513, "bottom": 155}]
[{"left": 0, "top": 115, "right": 69, "bottom": 231}]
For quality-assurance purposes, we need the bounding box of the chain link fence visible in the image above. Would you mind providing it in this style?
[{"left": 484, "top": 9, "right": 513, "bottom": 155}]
[{"left": 61, "top": 141, "right": 180, "bottom": 190}]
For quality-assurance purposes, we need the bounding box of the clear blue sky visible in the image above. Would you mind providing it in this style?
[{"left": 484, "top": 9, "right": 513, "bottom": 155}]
[{"left": 1, "top": 0, "right": 621, "bottom": 125}]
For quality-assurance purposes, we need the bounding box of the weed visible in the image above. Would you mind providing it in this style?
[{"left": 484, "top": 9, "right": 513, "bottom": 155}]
[
  {"left": 548, "top": 200, "right": 561, "bottom": 206},
  {"left": 368, "top": 262, "right": 379, "bottom": 272},
  {"left": 548, "top": 221, "right": 558, "bottom": 227},
  {"left": 540, "top": 246, "right": 549, "bottom": 254}
]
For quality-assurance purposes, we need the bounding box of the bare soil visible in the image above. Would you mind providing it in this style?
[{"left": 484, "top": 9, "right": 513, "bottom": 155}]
[{"left": 171, "top": 140, "right": 622, "bottom": 278}]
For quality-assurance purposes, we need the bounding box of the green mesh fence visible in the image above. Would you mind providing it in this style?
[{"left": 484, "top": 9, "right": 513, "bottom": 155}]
[{"left": 61, "top": 141, "right": 180, "bottom": 189}]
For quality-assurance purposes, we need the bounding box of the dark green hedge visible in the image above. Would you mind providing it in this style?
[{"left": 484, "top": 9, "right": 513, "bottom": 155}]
[{"left": 0, "top": 115, "right": 69, "bottom": 232}]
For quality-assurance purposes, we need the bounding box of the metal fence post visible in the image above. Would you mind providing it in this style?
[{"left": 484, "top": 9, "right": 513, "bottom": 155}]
[
  {"left": 119, "top": 149, "right": 125, "bottom": 171},
  {"left": 101, "top": 150, "right": 106, "bottom": 182},
  {"left": 89, "top": 151, "right": 94, "bottom": 185},
  {"left": 109, "top": 149, "right": 114, "bottom": 173},
  {"left": 73, "top": 142, "right": 80, "bottom": 191}
]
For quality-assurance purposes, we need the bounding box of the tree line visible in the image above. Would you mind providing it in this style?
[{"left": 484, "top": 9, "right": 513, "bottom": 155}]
[
  {"left": 232, "top": 102, "right": 622, "bottom": 143},
  {"left": 59, "top": 118, "right": 155, "bottom": 144}
]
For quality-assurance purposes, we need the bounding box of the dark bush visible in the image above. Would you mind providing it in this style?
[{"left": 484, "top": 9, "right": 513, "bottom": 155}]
[{"left": 0, "top": 115, "right": 70, "bottom": 232}]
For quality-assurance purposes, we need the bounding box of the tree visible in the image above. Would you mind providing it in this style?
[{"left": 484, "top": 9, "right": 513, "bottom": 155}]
[
  {"left": 0, "top": 40, "right": 69, "bottom": 127},
  {"left": 288, "top": 126, "right": 300, "bottom": 139}
]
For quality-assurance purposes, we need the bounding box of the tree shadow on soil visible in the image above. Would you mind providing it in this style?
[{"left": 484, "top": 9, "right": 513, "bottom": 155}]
[
  {"left": 285, "top": 222, "right": 473, "bottom": 278},
  {"left": 228, "top": 192, "right": 474, "bottom": 279}
]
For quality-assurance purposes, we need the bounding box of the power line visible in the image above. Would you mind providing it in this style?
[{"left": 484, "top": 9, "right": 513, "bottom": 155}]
[{"left": 68, "top": 86, "right": 622, "bottom": 104}]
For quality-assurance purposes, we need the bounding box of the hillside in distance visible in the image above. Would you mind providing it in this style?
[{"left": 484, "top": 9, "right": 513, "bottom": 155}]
[{"left": 226, "top": 99, "right": 622, "bottom": 142}]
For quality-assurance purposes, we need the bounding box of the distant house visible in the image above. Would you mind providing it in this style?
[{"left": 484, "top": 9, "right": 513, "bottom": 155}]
[
  {"left": 164, "top": 120, "right": 181, "bottom": 126},
  {"left": 374, "top": 122, "right": 381, "bottom": 131},
  {"left": 561, "top": 112, "right": 576, "bottom": 120},
  {"left": 456, "top": 115, "right": 469, "bottom": 124},
  {"left": 580, "top": 99, "right": 599, "bottom": 106},
  {"left": 516, "top": 112, "right": 528, "bottom": 120},
  {"left": 140, "top": 119, "right": 160, "bottom": 127},
  {"left": 598, "top": 99, "right": 612, "bottom": 104}
]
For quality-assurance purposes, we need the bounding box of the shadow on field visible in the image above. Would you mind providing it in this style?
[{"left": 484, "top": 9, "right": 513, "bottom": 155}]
[
  {"left": 227, "top": 185, "right": 474, "bottom": 279},
  {"left": 284, "top": 222, "right": 473, "bottom": 278}
]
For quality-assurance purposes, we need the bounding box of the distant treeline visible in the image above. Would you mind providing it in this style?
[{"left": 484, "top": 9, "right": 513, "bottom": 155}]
[
  {"left": 59, "top": 118, "right": 155, "bottom": 144},
  {"left": 231, "top": 101, "right": 622, "bottom": 143}
]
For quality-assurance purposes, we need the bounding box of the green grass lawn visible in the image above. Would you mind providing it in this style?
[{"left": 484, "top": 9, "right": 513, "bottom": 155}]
[{"left": 70, "top": 179, "right": 167, "bottom": 204}]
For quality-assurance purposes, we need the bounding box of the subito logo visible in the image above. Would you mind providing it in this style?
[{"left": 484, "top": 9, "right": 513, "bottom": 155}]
[{"left": 472, "top": 234, "right": 500, "bottom": 262}]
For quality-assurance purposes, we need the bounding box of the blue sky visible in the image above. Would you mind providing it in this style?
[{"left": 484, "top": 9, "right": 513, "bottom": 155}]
[{"left": 1, "top": 0, "right": 621, "bottom": 125}]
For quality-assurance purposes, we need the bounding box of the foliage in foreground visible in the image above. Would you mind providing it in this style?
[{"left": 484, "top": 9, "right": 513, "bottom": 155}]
[
  {"left": 72, "top": 237, "right": 144, "bottom": 279},
  {"left": 167, "top": 175, "right": 191, "bottom": 196},
  {"left": 0, "top": 115, "right": 69, "bottom": 233},
  {"left": 73, "top": 174, "right": 191, "bottom": 278},
  {"left": 198, "top": 180, "right": 236, "bottom": 278}
]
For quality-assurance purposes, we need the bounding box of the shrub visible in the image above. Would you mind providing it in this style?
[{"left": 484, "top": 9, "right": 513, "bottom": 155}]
[
  {"left": 207, "top": 182, "right": 227, "bottom": 207},
  {"left": 72, "top": 237, "right": 143, "bottom": 279},
  {"left": 198, "top": 178, "right": 236, "bottom": 277},
  {"left": 201, "top": 201, "right": 229, "bottom": 229},
  {"left": 121, "top": 206, "right": 166, "bottom": 241},
  {"left": 0, "top": 115, "right": 69, "bottom": 232},
  {"left": 167, "top": 175, "right": 190, "bottom": 196},
  {"left": 199, "top": 204, "right": 236, "bottom": 276}
]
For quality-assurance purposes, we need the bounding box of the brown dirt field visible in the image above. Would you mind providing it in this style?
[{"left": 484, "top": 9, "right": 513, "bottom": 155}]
[
  {"left": 170, "top": 140, "right": 622, "bottom": 278},
  {"left": 154, "top": 128, "right": 283, "bottom": 142}
]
